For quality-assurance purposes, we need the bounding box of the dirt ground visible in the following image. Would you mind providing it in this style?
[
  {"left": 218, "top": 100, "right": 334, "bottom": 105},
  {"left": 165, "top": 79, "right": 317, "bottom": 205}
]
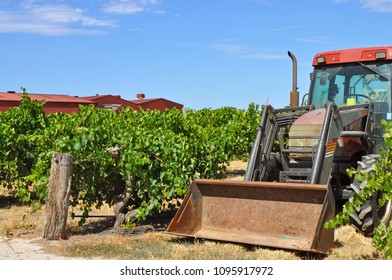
[
  {"left": 0, "top": 160, "right": 381, "bottom": 260},
  {"left": 0, "top": 199, "right": 176, "bottom": 260},
  {"left": 0, "top": 237, "right": 77, "bottom": 260}
]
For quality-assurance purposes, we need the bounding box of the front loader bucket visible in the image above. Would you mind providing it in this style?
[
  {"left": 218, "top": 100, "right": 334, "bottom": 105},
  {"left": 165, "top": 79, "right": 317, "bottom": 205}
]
[{"left": 166, "top": 179, "right": 335, "bottom": 253}]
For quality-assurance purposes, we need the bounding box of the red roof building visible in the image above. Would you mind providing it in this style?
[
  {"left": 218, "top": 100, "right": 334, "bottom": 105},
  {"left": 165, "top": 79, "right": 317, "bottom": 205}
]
[
  {"left": 130, "top": 95, "right": 183, "bottom": 112},
  {"left": 81, "top": 94, "right": 139, "bottom": 111},
  {"left": 0, "top": 91, "right": 94, "bottom": 114},
  {"left": 0, "top": 91, "right": 184, "bottom": 114}
]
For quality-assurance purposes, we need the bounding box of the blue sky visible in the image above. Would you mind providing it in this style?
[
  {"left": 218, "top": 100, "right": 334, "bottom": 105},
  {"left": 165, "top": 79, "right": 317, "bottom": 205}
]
[{"left": 2, "top": 0, "right": 392, "bottom": 109}]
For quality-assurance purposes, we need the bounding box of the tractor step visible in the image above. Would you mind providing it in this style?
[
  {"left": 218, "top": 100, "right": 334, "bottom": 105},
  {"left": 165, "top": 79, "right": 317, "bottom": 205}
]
[{"left": 280, "top": 168, "right": 312, "bottom": 183}]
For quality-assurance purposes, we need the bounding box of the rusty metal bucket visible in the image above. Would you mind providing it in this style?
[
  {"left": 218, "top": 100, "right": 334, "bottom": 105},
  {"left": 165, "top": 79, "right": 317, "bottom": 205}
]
[{"left": 166, "top": 179, "right": 335, "bottom": 253}]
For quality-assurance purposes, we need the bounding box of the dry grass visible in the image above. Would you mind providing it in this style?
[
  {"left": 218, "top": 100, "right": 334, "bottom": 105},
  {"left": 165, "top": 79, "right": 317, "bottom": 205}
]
[
  {"left": 0, "top": 188, "right": 44, "bottom": 239},
  {"left": 0, "top": 191, "right": 382, "bottom": 260},
  {"left": 48, "top": 232, "right": 302, "bottom": 260},
  {"left": 44, "top": 225, "right": 380, "bottom": 260},
  {"left": 226, "top": 160, "right": 247, "bottom": 180},
  {"left": 0, "top": 162, "right": 384, "bottom": 260},
  {"left": 325, "top": 226, "right": 380, "bottom": 260}
]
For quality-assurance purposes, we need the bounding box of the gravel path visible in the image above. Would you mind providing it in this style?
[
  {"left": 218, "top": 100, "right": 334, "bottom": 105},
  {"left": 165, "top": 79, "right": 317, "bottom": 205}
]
[{"left": 0, "top": 236, "right": 73, "bottom": 260}]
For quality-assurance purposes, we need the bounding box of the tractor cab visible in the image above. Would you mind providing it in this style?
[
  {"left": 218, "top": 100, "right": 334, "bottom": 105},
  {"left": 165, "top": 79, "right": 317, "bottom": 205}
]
[
  {"left": 308, "top": 47, "right": 392, "bottom": 152},
  {"left": 310, "top": 62, "right": 391, "bottom": 109}
]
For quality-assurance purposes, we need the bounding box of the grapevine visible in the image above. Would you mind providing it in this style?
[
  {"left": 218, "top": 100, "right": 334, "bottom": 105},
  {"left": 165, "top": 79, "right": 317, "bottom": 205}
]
[
  {"left": 0, "top": 89, "right": 260, "bottom": 225},
  {"left": 326, "top": 119, "right": 392, "bottom": 258}
]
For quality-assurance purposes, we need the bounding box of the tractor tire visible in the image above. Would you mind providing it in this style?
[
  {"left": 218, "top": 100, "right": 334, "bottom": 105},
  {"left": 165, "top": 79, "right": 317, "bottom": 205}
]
[
  {"left": 349, "top": 155, "right": 392, "bottom": 236},
  {"left": 262, "top": 153, "right": 283, "bottom": 182}
]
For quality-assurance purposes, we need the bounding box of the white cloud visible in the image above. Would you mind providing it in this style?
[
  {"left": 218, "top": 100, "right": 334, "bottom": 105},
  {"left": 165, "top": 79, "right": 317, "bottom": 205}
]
[
  {"left": 102, "top": 0, "right": 160, "bottom": 15},
  {"left": 0, "top": 1, "right": 115, "bottom": 35},
  {"left": 294, "top": 36, "right": 335, "bottom": 44},
  {"left": 210, "top": 43, "right": 249, "bottom": 55},
  {"left": 210, "top": 43, "right": 286, "bottom": 60},
  {"left": 264, "top": 25, "right": 302, "bottom": 33},
  {"left": 361, "top": 0, "right": 392, "bottom": 12},
  {"left": 332, "top": 0, "right": 392, "bottom": 13},
  {"left": 332, "top": 0, "right": 350, "bottom": 3},
  {"left": 24, "top": 2, "right": 113, "bottom": 27},
  {"left": 153, "top": 9, "right": 166, "bottom": 15}
]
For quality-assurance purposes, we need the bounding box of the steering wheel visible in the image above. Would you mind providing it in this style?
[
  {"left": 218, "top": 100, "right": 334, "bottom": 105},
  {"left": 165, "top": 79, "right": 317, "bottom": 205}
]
[{"left": 348, "top": 94, "right": 371, "bottom": 102}]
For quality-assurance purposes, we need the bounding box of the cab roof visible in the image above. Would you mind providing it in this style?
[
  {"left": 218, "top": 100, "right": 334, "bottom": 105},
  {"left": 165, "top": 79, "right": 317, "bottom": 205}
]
[{"left": 312, "top": 46, "right": 392, "bottom": 66}]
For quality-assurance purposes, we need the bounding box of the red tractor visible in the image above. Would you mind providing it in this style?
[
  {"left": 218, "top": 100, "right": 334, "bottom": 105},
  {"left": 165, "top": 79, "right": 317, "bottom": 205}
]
[{"left": 167, "top": 46, "right": 392, "bottom": 253}]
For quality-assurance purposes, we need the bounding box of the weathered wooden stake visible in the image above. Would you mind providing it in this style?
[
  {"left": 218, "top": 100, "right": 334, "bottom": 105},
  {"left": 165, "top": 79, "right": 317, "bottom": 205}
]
[{"left": 43, "top": 153, "right": 73, "bottom": 240}]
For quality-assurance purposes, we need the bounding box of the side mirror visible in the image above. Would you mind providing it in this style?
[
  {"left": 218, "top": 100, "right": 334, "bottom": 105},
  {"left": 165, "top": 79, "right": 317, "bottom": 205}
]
[{"left": 301, "top": 93, "right": 310, "bottom": 106}]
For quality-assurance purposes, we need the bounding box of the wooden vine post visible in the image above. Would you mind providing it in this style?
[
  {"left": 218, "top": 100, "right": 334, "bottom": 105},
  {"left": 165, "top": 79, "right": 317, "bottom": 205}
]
[{"left": 43, "top": 153, "right": 73, "bottom": 240}]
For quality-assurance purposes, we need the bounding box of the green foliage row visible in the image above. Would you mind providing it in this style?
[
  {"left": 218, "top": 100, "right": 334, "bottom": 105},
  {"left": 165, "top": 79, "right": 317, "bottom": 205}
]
[
  {"left": 326, "top": 119, "right": 392, "bottom": 259},
  {"left": 0, "top": 89, "right": 260, "bottom": 223}
]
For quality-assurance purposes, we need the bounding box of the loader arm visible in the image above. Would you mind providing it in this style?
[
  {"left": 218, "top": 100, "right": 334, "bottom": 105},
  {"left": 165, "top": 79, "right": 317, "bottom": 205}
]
[
  {"left": 311, "top": 102, "right": 372, "bottom": 185},
  {"left": 244, "top": 104, "right": 313, "bottom": 181}
]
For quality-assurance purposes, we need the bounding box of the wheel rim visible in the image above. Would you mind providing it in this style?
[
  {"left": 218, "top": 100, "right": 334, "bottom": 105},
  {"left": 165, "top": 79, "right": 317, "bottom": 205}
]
[{"left": 380, "top": 199, "right": 392, "bottom": 224}]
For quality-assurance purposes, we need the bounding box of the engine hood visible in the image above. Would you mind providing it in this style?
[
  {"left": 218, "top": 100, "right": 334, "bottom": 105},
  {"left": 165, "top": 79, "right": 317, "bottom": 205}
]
[
  {"left": 288, "top": 108, "right": 325, "bottom": 160},
  {"left": 293, "top": 108, "right": 326, "bottom": 125}
]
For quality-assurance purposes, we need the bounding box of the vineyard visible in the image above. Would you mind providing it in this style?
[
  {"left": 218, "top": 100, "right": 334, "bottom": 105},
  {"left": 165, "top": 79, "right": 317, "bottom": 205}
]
[
  {"left": 1, "top": 90, "right": 391, "bottom": 259},
  {"left": 0, "top": 91, "right": 260, "bottom": 226}
]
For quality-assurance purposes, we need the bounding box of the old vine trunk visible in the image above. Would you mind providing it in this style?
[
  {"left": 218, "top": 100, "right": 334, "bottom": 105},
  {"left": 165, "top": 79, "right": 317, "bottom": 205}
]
[{"left": 43, "top": 153, "right": 73, "bottom": 240}]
